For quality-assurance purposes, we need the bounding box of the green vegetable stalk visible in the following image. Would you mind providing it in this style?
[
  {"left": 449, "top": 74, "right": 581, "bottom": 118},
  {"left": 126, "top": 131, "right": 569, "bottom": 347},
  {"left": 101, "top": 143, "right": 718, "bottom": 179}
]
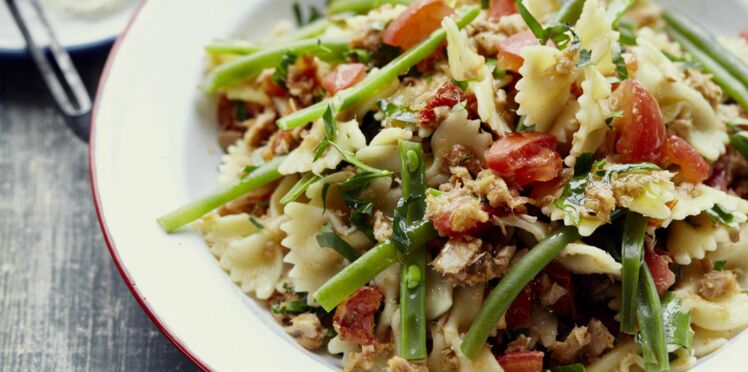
[
  {"left": 205, "top": 18, "right": 330, "bottom": 55},
  {"left": 277, "top": 6, "right": 481, "bottom": 130},
  {"left": 549, "top": 0, "right": 586, "bottom": 25},
  {"left": 157, "top": 156, "right": 286, "bottom": 233},
  {"left": 664, "top": 10, "right": 748, "bottom": 93},
  {"left": 620, "top": 211, "right": 647, "bottom": 334},
  {"left": 397, "top": 140, "right": 427, "bottom": 360},
  {"left": 636, "top": 265, "right": 669, "bottom": 372},
  {"left": 328, "top": 0, "right": 412, "bottom": 14},
  {"left": 202, "top": 39, "right": 349, "bottom": 92},
  {"left": 460, "top": 226, "right": 580, "bottom": 359},
  {"left": 666, "top": 26, "right": 748, "bottom": 111},
  {"left": 313, "top": 220, "right": 438, "bottom": 312}
]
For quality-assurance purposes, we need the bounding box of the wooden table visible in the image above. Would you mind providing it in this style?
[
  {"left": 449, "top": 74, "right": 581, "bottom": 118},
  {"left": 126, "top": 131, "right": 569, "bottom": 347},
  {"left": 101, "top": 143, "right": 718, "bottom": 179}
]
[{"left": 0, "top": 49, "right": 197, "bottom": 371}]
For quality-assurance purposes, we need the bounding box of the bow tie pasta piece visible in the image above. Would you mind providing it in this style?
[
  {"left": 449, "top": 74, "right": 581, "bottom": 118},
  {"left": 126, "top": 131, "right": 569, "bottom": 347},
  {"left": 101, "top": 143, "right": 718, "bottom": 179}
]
[
  {"left": 587, "top": 341, "right": 643, "bottom": 372},
  {"left": 373, "top": 263, "right": 400, "bottom": 340},
  {"left": 674, "top": 279, "right": 748, "bottom": 333},
  {"left": 575, "top": 0, "right": 619, "bottom": 74},
  {"left": 667, "top": 213, "right": 739, "bottom": 266},
  {"left": 516, "top": 45, "right": 579, "bottom": 133},
  {"left": 196, "top": 213, "right": 260, "bottom": 258},
  {"left": 279, "top": 118, "right": 367, "bottom": 175},
  {"left": 428, "top": 285, "right": 504, "bottom": 372},
  {"left": 633, "top": 38, "right": 727, "bottom": 161},
  {"left": 707, "top": 224, "right": 748, "bottom": 289},
  {"left": 557, "top": 242, "right": 622, "bottom": 277},
  {"left": 218, "top": 217, "right": 285, "bottom": 300},
  {"left": 281, "top": 202, "right": 347, "bottom": 299},
  {"left": 356, "top": 127, "right": 414, "bottom": 173},
  {"left": 425, "top": 109, "right": 493, "bottom": 185},
  {"left": 566, "top": 66, "right": 612, "bottom": 166}
]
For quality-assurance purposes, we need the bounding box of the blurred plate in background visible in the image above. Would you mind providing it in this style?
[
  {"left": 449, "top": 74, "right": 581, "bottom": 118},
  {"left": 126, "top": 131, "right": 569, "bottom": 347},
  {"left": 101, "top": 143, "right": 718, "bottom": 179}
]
[{"left": 0, "top": 0, "right": 140, "bottom": 56}]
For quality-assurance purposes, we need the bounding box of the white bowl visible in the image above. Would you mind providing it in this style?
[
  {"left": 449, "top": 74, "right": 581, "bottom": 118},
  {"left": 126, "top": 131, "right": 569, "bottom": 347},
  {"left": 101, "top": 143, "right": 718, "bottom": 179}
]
[{"left": 90, "top": 0, "right": 748, "bottom": 370}]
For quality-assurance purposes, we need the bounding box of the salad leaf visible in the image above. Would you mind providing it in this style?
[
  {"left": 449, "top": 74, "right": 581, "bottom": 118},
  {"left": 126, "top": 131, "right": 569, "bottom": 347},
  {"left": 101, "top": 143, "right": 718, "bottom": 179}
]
[
  {"left": 612, "top": 43, "right": 629, "bottom": 80},
  {"left": 249, "top": 216, "right": 264, "bottom": 230},
  {"left": 280, "top": 172, "right": 322, "bottom": 205},
  {"left": 315, "top": 223, "right": 362, "bottom": 262},
  {"left": 706, "top": 204, "right": 740, "bottom": 230},
  {"left": 661, "top": 292, "right": 694, "bottom": 350},
  {"left": 272, "top": 300, "right": 310, "bottom": 315},
  {"left": 272, "top": 52, "right": 298, "bottom": 87},
  {"left": 714, "top": 260, "right": 727, "bottom": 271},
  {"left": 378, "top": 100, "right": 416, "bottom": 123}
]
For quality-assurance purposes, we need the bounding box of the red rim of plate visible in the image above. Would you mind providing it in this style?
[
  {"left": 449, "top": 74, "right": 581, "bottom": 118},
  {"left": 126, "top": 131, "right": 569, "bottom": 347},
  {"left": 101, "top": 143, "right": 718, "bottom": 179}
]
[{"left": 88, "top": 0, "right": 210, "bottom": 370}]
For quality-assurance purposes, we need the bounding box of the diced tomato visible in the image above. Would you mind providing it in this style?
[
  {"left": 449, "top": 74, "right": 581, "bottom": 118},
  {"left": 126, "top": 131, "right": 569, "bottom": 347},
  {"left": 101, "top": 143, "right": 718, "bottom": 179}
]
[
  {"left": 431, "top": 203, "right": 491, "bottom": 237},
  {"left": 321, "top": 63, "right": 367, "bottom": 95},
  {"left": 488, "top": 0, "right": 518, "bottom": 21},
  {"left": 382, "top": 0, "right": 453, "bottom": 50},
  {"left": 505, "top": 284, "right": 534, "bottom": 329},
  {"left": 497, "top": 351, "right": 544, "bottom": 372},
  {"left": 644, "top": 248, "right": 675, "bottom": 296},
  {"left": 706, "top": 150, "right": 732, "bottom": 190},
  {"left": 485, "top": 132, "right": 563, "bottom": 187},
  {"left": 497, "top": 31, "right": 541, "bottom": 72},
  {"left": 611, "top": 79, "right": 667, "bottom": 164},
  {"left": 417, "top": 82, "right": 467, "bottom": 127},
  {"left": 543, "top": 262, "right": 576, "bottom": 317},
  {"left": 333, "top": 286, "right": 383, "bottom": 344},
  {"left": 664, "top": 134, "right": 710, "bottom": 184}
]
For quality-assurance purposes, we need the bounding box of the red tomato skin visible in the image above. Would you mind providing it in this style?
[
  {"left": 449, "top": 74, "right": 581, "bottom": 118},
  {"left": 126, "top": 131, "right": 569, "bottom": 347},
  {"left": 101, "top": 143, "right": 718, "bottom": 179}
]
[
  {"left": 644, "top": 248, "right": 675, "bottom": 296},
  {"left": 612, "top": 79, "right": 667, "bottom": 164},
  {"left": 321, "top": 63, "right": 367, "bottom": 95},
  {"left": 382, "top": 0, "right": 453, "bottom": 50},
  {"left": 497, "top": 351, "right": 544, "bottom": 372},
  {"left": 417, "top": 82, "right": 467, "bottom": 127},
  {"left": 665, "top": 134, "right": 710, "bottom": 184},
  {"left": 485, "top": 132, "right": 563, "bottom": 187},
  {"left": 333, "top": 286, "right": 383, "bottom": 344},
  {"left": 505, "top": 284, "right": 534, "bottom": 329},
  {"left": 488, "top": 0, "right": 518, "bottom": 21},
  {"left": 497, "top": 31, "right": 540, "bottom": 72}
]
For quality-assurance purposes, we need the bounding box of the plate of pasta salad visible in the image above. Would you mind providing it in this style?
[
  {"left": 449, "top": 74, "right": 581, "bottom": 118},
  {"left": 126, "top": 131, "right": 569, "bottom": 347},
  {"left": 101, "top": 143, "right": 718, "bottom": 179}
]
[{"left": 92, "top": 0, "right": 748, "bottom": 370}]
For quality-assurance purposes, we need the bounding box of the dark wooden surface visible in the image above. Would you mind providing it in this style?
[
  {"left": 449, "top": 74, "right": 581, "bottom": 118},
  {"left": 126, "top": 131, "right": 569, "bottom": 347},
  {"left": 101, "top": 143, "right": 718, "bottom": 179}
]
[{"left": 0, "top": 49, "right": 198, "bottom": 371}]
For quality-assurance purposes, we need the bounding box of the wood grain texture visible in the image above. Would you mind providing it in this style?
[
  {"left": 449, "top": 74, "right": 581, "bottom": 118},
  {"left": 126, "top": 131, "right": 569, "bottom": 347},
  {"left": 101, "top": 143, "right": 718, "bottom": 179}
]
[{"left": 0, "top": 50, "right": 197, "bottom": 372}]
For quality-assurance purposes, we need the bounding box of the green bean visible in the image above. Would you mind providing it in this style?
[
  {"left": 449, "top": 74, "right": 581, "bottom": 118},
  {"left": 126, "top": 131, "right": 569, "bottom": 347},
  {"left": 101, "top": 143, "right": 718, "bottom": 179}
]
[
  {"left": 328, "top": 0, "right": 412, "bottom": 14},
  {"left": 605, "top": 0, "right": 634, "bottom": 26},
  {"left": 666, "top": 27, "right": 748, "bottom": 111},
  {"left": 620, "top": 211, "right": 646, "bottom": 334},
  {"left": 157, "top": 156, "right": 286, "bottom": 233},
  {"left": 398, "top": 141, "right": 427, "bottom": 360},
  {"left": 664, "top": 11, "right": 748, "bottom": 91},
  {"left": 205, "top": 40, "right": 262, "bottom": 55},
  {"left": 636, "top": 265, "right": 669, "bottom": 372},
  {"left": 277, "top": 6, "right": 481, "bottom": 130},
  {"left": 731, "top": 132, "right": 748, "bottom": 160},
  {"left": 313, "top": 220, "right": 438, "bottom": 312},
  {"left": 201, "top": 39, "right": 349, "bottom": 92},
  {"left": 550, "top": 0, "right": 586, "bottom": 25},
  {"left": 461, "top": 226, "right": 580, "bottom": 359},
  {"left": 204, "top": 18, "right": 330, "bottom": 56}
]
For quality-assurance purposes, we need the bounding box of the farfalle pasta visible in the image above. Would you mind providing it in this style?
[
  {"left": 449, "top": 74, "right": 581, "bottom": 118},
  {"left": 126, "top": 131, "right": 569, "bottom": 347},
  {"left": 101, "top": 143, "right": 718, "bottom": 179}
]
[{"left": 156, "top": 0, "right": 748, "bottom": 370}]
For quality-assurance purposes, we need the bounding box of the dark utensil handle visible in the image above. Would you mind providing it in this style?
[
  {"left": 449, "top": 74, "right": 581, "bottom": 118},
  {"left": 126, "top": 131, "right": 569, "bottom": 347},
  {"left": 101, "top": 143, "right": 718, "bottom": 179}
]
[{"left": 6, "top": 0, "right": 92, "bottom": 141}]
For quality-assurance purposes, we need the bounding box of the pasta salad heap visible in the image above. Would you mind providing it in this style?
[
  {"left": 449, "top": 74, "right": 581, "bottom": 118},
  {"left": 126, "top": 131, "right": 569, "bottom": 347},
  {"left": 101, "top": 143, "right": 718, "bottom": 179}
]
[{"left": 158, "top": 0, "right": 748, "bottom": 370}]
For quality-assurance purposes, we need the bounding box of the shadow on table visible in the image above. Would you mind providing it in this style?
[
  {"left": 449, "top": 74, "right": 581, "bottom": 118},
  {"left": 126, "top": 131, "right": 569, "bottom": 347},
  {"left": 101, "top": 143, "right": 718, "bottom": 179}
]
[{"left": 0, "top": 46, "right": 199, "bottom": 371}]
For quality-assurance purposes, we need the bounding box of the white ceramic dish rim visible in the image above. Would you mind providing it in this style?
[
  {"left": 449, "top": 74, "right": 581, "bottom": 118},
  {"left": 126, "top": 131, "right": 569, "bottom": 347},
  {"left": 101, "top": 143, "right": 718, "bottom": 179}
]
[{"left": 90, "top": 0, "right": 748, "bottom": 371}]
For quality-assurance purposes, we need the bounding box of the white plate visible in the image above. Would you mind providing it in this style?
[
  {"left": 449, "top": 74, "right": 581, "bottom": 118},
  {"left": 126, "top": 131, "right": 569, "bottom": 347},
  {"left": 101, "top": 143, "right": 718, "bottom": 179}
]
[
  {"left": 0, "top": 0, "right": 140, "bottom": 56},
  {"left": 90, "top": 0, "right": 748, "bottom": 370}
]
